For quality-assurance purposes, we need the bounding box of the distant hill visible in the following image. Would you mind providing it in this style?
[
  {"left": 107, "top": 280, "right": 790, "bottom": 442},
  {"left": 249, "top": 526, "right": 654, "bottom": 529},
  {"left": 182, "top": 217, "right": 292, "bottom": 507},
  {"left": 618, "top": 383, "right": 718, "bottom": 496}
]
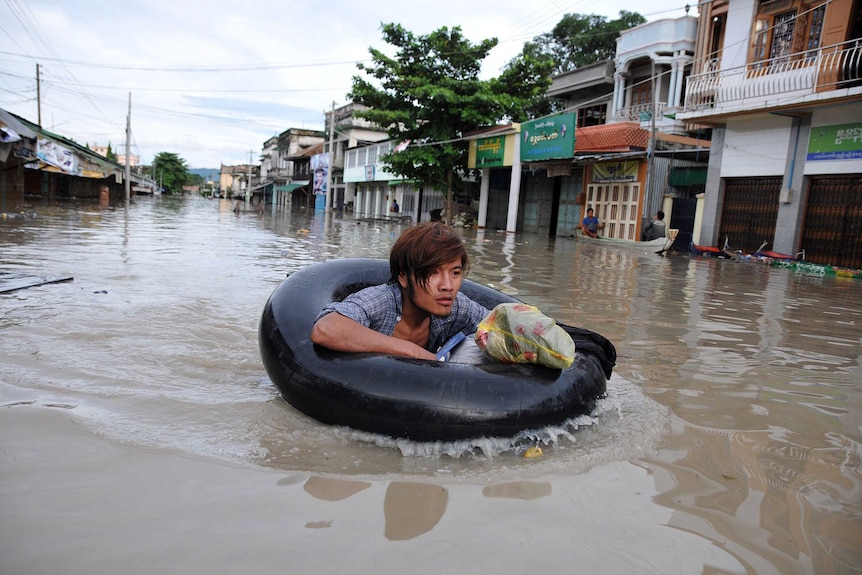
[{"left": 189, "top": 168, "right": 219, "bottom": 181}]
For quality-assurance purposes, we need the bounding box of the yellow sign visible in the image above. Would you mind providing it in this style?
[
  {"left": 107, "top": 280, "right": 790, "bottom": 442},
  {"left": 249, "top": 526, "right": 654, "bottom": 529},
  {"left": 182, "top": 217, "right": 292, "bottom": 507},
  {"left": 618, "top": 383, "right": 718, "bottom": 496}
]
[{"left": 593, "top": 161, "right": 639, "bottom": 182}]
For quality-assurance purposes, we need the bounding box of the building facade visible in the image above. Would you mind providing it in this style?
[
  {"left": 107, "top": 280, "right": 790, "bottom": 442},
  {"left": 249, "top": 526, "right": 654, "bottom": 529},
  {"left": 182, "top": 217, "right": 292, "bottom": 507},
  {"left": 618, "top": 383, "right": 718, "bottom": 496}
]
[
  {"left": 679, "top": 0, "right": 862, "bottom": 268},
  {"left": 513, "top": 14, "right": 708, "bottom": 242},
  {"left": 1, "top": 108, "right": 129, "bottom": 207}
]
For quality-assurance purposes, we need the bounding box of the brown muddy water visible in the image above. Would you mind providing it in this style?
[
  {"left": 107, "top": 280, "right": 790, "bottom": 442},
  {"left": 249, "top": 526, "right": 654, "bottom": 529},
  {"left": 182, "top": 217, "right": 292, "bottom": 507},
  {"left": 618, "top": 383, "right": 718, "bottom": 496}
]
[{"left": 1, "top": 195, "right": 860, "bottom": 574}]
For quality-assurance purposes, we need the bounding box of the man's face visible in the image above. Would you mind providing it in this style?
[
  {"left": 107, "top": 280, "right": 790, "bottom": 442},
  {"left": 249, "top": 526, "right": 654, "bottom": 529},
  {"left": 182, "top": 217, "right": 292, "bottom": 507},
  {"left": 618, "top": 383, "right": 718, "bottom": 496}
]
[{"left": 399, "top": 256, "right": 464, "bottom": 317}]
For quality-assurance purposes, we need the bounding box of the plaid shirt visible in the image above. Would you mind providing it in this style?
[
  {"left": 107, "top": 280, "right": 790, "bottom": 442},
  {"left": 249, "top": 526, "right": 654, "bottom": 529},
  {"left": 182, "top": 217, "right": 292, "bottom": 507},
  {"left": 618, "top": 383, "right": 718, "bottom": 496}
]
[{"left": 316, "top": 282, "right": 489, "bottom": 352}]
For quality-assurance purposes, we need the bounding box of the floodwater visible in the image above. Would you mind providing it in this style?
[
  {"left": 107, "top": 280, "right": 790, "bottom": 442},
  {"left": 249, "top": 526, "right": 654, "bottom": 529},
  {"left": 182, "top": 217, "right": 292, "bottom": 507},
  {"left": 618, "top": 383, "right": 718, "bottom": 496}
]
[{"left": 2, "top": 195, "right": 860, "bottom": 574}]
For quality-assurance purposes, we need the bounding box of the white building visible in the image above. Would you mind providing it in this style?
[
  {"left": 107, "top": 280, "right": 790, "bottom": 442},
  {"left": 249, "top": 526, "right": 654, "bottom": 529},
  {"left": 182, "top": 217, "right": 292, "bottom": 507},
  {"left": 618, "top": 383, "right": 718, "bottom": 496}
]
[{"left": 678, "top": 0, "right": 862, "bottom": 268}]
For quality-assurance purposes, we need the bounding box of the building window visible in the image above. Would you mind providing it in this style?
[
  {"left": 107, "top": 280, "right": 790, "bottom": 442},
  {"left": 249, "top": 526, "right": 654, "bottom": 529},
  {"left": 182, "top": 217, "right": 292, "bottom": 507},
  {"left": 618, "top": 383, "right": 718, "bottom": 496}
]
[
  {"left": 770, "top": 10, "right": 797, "bottom": 62},
  {"left": 630, "top": 78, "right": 652, "bottom": 107},
  {"left": 753, "top": 17, "right": 771, "bottom": 63},
  {"left": 805, "top": 4, "right": 826, "bottom": 58},
  {"left": 577, "top": 105, "right": 606, "bottom": 127},
  {"left": 749, "top": 1, "right": 828, "bottom": 69}
]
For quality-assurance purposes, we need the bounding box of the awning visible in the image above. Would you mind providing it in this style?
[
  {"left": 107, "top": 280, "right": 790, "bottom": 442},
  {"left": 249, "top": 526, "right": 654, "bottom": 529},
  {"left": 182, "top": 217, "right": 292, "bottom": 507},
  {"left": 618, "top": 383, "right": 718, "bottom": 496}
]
[
  {"left": 669, "top": 166, "right": 708, "bottom": 187},
  {"left": 275, "top": 182, "right": 308, "bottom": 193},
  {"left": 251, "top": 181, "right": 273, "bottom": 192},
  {"left": 0, "top": 108, "right": 37, "bottom": 140}
]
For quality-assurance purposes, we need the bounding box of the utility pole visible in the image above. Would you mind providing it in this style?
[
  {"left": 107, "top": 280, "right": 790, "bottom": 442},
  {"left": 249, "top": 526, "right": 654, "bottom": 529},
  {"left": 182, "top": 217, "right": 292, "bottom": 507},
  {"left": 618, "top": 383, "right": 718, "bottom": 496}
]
[
  {"left": 36, "top": 64, "right": 41, "bottom": 127},
  {"left": 325, "top": 101, "right": 335, "bottom": 212},
  {"left": 246, "top": 149, "right": 253, "bottom": 203},
  {"left": 125, "top": 92, "right": 131, "bottom": 202}
]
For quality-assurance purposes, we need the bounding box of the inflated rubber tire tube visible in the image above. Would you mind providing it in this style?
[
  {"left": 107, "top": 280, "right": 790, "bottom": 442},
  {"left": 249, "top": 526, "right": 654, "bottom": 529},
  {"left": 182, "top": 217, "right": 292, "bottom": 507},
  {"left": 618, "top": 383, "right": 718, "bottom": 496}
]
[{"left": 259, "top": 258, "right": 611, "bottom": 442}]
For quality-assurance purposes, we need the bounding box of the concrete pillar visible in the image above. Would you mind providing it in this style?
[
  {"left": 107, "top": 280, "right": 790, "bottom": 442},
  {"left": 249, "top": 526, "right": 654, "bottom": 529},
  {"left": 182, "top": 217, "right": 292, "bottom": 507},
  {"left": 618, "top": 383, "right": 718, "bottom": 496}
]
[
  {"left": 668, "top": 61, "right": 678, "bottom": 109},
  {"left": 698, "top": 125, "right": 726, "bottom": 246},
  {"left": 612, "top": 72, "right": 626, "bottom": 119},
  {"left": 611, "top": 73, "right": 623, "bottom": 119},
  {"left": 673, "top": 57, "right": 686, "bottom": 108},
  {"left": 506, "top": 136, "right": 522, "bottom": 233},
  {"left": 477, "top": 168, "right": 490, "bottom": 229},
  {"left": 774, "top": 113, "right": 812, "bottom": 256}
]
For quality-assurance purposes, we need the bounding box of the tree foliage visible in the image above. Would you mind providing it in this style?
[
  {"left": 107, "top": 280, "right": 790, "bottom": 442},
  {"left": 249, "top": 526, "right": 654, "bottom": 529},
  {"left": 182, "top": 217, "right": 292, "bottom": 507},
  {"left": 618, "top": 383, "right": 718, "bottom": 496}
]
[
  {"left": 497, "top": 41, "right": 559, "bottom": 119},
  {"left": 523, "top": 11, "right": 647, "bottom": 75},
  {"left": 105, "top": 142, "right": 117, "bottom": 162},
  {"left": 151, "top": 152, "right": 191, "bottom": 194},
  {"left": 349, "top": 23, "right": 552, "bottom": 219}
]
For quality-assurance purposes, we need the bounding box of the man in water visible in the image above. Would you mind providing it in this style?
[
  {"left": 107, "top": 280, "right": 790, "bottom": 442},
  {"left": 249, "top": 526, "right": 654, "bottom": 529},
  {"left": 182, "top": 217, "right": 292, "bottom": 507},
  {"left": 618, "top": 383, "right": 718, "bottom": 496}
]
[
  {"left": 311, "top": 222, "right": 488, "bottom": 360},
  {"left": 580, "top": 207, "right": 603, "bottom": 238},
  {"left": 642, "top": 210, "right": 667, "bottom": 241}
]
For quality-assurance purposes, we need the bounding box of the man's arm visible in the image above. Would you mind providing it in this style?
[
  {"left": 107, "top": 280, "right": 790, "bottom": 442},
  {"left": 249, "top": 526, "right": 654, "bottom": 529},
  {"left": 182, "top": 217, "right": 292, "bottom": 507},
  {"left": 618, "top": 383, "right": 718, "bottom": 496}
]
[{"left": 311, "top": 312, "right": 436, "bottom": 360}]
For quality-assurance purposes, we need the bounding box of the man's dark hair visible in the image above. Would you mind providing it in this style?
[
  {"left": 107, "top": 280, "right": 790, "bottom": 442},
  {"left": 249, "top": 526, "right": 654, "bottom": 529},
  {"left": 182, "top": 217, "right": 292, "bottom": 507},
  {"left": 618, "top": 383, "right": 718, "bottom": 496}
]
[
  {"left": 657, "top": 211, "right": 665, "bottom": 220},
  {"left": 389, "top": 222, "right": 469, "bottom": 288}
]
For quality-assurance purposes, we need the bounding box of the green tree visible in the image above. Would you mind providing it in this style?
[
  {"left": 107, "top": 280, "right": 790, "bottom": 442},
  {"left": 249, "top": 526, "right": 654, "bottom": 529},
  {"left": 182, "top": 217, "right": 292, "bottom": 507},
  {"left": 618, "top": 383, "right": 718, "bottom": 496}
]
[
  {"left": 106, "top": 142, "right": 118, "bottom": 162},
  {"left": 151, "top": 152, "right": 191, "bottom": 195},
  {"left": 496, "top": 42, "right": 558, "bottom": 120},
  {"left": 525, "top": 11, "right": 647, "bottom": 75},
  {"left": 349, "top": 23, "right": 551, "bottom": 223}
]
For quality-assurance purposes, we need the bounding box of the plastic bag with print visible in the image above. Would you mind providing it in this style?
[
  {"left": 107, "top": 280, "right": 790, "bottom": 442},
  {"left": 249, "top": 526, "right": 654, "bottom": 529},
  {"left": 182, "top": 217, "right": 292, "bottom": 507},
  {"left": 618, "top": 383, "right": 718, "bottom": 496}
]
[{"left": 475, "top": 303, "right": 575, "bottom": 369}]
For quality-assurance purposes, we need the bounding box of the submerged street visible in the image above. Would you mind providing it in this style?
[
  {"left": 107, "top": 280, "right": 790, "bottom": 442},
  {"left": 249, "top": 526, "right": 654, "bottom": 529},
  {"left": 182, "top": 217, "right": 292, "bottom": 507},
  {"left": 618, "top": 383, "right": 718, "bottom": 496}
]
[{"left": 1, "top": 195, "right": 860, "bottom": 574}]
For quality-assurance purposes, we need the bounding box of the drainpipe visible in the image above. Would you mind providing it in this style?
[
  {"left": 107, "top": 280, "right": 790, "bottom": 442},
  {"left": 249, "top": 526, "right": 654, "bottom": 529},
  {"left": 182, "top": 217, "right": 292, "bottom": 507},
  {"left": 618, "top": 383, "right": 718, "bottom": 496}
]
[{"left": 780, "top": 115, "right": 801, "bottom": 203}]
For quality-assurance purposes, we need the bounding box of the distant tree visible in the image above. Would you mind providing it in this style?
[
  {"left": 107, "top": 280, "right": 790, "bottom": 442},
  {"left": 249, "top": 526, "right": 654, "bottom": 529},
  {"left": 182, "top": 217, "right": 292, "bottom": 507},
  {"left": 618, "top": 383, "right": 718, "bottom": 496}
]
[
  {"left": 523, "top": 11, "right": 647, "bottom": 75},
  {"left": 105, "top": 142, "right": 118, "bottom": 162},
  {"left": 497, "top": 42, "right": 558, "bottom": 120},
  {"left": 349, "top": 23, "right": 552, "bottom": 222},
  {"left": 151, "top": 152, "right": 192, "bottom": 194}
]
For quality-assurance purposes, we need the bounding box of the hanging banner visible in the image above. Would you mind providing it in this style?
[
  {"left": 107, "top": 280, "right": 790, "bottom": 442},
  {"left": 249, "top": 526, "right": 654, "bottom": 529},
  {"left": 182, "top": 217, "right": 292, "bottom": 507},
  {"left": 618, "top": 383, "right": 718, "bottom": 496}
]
[
  {"left": 520, "top": 113, "right": 576, "bottom": 162},
  {"left": 311, "top": 153, "right": 328, "bottom": 195},
  {"left": 37, "top": 138, "right": 79, "bottom": 174},
  {"left": 807, "top": 123, "right": 862, "bottom": 161},
  {"left": 593, "top": 160, "right": 639, "bottom": 182}
]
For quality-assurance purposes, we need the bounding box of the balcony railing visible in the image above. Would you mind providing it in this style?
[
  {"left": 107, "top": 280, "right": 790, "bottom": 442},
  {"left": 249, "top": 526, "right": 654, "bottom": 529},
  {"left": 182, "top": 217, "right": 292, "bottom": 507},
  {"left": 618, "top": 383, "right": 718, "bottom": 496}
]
[
  {"left": 614, "top": 101, "right": 667, "bottom": 123},
  {"left": 684, "top": 38, "right": 862, "bottom": 112}
]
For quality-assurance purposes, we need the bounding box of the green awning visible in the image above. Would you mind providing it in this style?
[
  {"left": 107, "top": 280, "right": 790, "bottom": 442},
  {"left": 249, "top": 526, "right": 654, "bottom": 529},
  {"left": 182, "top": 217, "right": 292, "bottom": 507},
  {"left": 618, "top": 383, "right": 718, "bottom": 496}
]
[
  {"left": 669, "top": 167, "right": 707, "bottom": 187},
  {"left": 275, "top": 183, "right": 308, "bottom": 193}
]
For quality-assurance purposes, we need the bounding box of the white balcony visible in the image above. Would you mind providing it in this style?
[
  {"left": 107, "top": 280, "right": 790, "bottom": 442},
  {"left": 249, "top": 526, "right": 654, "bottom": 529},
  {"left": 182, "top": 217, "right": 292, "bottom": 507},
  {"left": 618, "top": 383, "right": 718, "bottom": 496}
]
[
  {"left": 613, "top": 101, "right": 668, "bottom": 123},
  {"left": 682, "top": 38, "right": 862, "bottom": 116},
  {"left": 616, "top": 16, "right": 697, "bottom": 61}
]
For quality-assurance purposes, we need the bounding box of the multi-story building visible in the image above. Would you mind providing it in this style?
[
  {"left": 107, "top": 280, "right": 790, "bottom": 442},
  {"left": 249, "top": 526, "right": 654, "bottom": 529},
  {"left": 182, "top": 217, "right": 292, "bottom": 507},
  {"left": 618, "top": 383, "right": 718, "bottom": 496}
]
[
  {"left": 322, "top": 102, "right": 389, "bottom": 211},
  {"left": 475, "top": 13, "right": 710, "bottom": 240},
  {"left": 219, "top": 164, "right": 257, "bottom": 199},
  {"left": 679, "top": 0, "right": 862, "bottom": 268},
  {"left": 90, "top": 143, "right": 140, "bottom": 167},
  {"left": 343, "top": 138, "right": 450, "bottom": 222},
  {"left": 255, "top": 128, "right": 325, "bottom": 209}
]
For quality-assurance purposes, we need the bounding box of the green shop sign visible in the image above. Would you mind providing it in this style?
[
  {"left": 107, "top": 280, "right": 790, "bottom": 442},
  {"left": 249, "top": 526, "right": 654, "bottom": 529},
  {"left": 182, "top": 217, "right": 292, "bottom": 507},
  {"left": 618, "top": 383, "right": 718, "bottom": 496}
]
[
  {"left": 807, "top": 123, "right": 862, "bottom": 161},
  {"left": 520, "top": 113, "right": 576, "bottom": 162},
  {"left": 475, "top": 136, "right": 506, "bottom": 168}
]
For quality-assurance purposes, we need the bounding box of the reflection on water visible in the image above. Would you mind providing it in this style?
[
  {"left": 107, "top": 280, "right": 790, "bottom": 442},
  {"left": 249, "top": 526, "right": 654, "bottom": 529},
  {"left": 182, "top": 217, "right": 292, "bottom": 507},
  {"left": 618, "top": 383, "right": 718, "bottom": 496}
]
[
  {"left": 303, "top": 476, "right": 371, "bottom": 501},
  {"left": 384, "top": 482, "right": 449, "bottom": 541},
  {"left": 2, "top": 195, "right": 860, "bottom": 572},
  {"left": 482, "top": 481, "right": 552, "bottom": 500}
]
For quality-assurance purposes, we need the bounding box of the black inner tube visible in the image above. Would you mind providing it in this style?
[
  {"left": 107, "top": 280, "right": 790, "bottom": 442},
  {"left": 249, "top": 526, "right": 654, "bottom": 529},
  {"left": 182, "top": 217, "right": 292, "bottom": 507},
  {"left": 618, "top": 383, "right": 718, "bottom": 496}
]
[{"left": 259, "top": 258, "right": 616, "bottom": 441}]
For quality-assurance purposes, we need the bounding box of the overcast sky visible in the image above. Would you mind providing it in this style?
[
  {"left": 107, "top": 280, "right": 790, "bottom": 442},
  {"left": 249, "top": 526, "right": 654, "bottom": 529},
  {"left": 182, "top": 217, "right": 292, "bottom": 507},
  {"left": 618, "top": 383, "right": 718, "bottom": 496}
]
[{"left": 0, "top": 0, "right": 692, "bottom": 169}]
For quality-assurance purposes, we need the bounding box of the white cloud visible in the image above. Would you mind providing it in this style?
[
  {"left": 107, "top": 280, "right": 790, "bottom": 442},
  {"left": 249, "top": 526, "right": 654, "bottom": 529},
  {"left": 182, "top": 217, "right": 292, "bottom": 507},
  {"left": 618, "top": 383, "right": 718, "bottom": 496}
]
[{"left": 0, "top": 0, "right": 691, "bottom": 167}]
